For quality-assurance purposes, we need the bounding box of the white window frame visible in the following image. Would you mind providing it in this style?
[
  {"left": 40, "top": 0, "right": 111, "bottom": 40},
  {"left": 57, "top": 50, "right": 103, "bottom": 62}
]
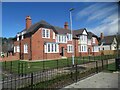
[
  {"left": 21, "top": 31, "right": 26, "bottom": 40},
  {"left": 88, "top": 39, "right": 91, "bottom": 45},
  {"left": 16, "top": 45, "right": 20, "bottom": 52},
  {"left": 45, "top": 43, "right": 59, "bottom": 53},
  {"left": 79, "top": 45, "right": 87, "bottom": 52},
  {"left": 17, "top": 36, "right": 19, "bottom": 41},
  {"left": 17, "top": 33, "right": 20, "bottom": 41},
  {"left": 67, "top": 34, "right": 72, "bottom": 41},
  {"left": 56, "top": 35, "right": 67, "bottom": 43},
  {"left": 42, "top": 28, "right": 50, "bottom": 38},
  {"left": 92, "top": 46, "right": 99, "bottom": 52},
  {"left": 14, "top": 46, "right": 16, "bottom": 53},
  {"left": 67, "top": 44, "right": 73, "bottom": 53},
  {"left": 24, "top": 44, "right": 28, "bottom": 53}
]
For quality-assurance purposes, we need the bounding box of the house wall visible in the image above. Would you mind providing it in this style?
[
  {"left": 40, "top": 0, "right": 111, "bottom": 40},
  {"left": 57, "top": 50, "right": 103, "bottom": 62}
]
[
  {"left": 31, "top": 28, "right": 73, "bottom": 60},
  {"left": 14, "top": 37, "right": 31, "bottom": 60},
  {"left": 74, "top": 39, "right": 79, "bottom": 57},
  {"left": 102, "top": 45, "right": 111, "bottom": 50},
  {"left": 14, "top": 41, "right": 20, "bottom": 59},
  {"left": 20, "top": 37, "right": 31, "bottom": 60},
  {"left": 13, "top": 28, "right": 102, "bottom": 60},
  {"left": 88, "top": 37, "right": 100, "bottom": 56}
]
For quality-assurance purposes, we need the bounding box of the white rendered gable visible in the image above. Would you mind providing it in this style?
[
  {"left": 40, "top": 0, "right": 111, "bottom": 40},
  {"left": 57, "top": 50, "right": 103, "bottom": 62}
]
[{"left": 82, "top": 30, "right": 87, "bottom": 35}]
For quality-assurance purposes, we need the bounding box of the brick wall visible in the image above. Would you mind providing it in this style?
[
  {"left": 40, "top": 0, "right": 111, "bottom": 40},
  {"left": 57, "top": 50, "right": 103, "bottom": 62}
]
[
  {"left": 0, "top": 56, "right": 19, "bottom": 62},
  {"left": 13, "top": 28, "right": 101, "bottom": 60}
]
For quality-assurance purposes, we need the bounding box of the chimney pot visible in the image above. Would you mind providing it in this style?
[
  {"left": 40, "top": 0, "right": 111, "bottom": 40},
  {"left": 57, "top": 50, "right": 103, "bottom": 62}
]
[
  {"left": 64, "top": 22, "right": 69, "bottom": 29},
  {"left": 100, "top": 33, "right": 104, "bottom": 40}
]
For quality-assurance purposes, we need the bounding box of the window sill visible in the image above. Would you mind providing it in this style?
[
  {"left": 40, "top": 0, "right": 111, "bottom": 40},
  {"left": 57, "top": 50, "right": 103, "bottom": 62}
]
[{"left": 44, "top": 52, "right": 59, "bottom": 54}]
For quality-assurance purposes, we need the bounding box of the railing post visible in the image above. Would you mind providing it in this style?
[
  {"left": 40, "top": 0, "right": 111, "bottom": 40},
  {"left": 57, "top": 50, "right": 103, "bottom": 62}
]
[
  {"left": 22, "top": 63, "right": 23, "bottom": 76},
  {"left": 102, "top": 60, "right": 104, "bottom": 70},
  {"left": 25, "top": 62, "right": 27, "bottom": 74},
  {"left": 57, "top": 60, "right": 58, "bottom": 69},
  {"left": 31, "top": 72, "right": 33, "bottom": 89},
  {"left": 83, "top": 57, "right": 84, "bottom": 64},
  {"left": 106, "top": 59, "right": 108, "bottom": 69},
  {"left": 67, "top": 58, "right": 69, "bottom": 67},
  {"left": 18, "top": 62, "right": 20, "bottom": 75},
  {"left": 89, "top": 55, "right": 90, "bottom": 62},
  {"left": 96, "top": 61, "right": 98, "bottom": 73},
  {"left": 5, "top": 60, "right": 6, "bottom": 70},
  {"left": 10, "top": 61, "right": 12, "bottom": 73},
  {"left": 75, "top": 63, "right": 78, "bottom": 82},
  {"left": 43, "top": 61, "right": 45, "bottom": 72}
]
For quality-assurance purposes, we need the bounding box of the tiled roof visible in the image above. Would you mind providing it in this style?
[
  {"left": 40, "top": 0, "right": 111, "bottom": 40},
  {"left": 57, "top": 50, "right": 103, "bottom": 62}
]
[
  {"left": 101, "top": 35, "right": 116, "bottom": 45},
  {"left": 21, "top": 20, "right": 58, "bottom": 34},
  {"left": 16, "top": 20, "right": 96, "bottom": 39},
  {"left": 88, "top": 32, "right": 98, "bottom": 39},
  {"left": 19, "top": 20, "right": 84, "bottom": 37},
  {"left": 53, "top": 26, "right": 71, "bottom": 34}
]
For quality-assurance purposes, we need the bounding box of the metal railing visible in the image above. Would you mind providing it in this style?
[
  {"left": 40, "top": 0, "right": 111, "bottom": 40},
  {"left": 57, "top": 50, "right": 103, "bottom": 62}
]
[{"left": 1, "top": 54, "right": 117, "bottom": 89}]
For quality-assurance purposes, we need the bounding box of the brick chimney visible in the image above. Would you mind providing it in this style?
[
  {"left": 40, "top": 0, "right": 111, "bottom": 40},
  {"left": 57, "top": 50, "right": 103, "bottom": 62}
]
[
  {"left": 26, "top": 16, "right": 32, "bottom": 30},
  {"left": 100, "top": 33, "right": 104, "bottom": 40},
  {"left": 64, "top": 22, "right": 68, "bottom": 29}
]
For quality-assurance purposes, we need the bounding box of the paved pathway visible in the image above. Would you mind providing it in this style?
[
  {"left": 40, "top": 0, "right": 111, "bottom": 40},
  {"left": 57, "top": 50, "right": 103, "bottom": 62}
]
[{"left": 63, "top": 72, "right": 119, "bottom": 88}]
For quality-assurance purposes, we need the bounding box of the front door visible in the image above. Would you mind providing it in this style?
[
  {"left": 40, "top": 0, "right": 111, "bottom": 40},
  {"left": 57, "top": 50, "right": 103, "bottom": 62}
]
[
  {"left": 61, "top": 47, "right": 64, "bottom": 56},
  {"left": 88, "top": 48, "right": 90, "bottom": 55}
]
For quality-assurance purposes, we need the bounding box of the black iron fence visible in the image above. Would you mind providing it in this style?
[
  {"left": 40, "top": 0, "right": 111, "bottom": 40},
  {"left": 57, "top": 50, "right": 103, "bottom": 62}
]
[{"left": 1, "top": 54, "right": 117, "bottom": 89}]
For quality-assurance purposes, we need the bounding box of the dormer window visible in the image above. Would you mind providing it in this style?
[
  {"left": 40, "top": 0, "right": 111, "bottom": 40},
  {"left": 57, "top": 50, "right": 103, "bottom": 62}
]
[
  {"left": 21, "top": 31, "right": 26, "bottom": 40},
  {"left": 42, "top": 28, "right": 50, "bottom": 38},
  {"left": 17, "top": 36, "right": 19, "bottom": 41},
  {"left": 17, "top": 33, "right": 20, "bottom": 41}
]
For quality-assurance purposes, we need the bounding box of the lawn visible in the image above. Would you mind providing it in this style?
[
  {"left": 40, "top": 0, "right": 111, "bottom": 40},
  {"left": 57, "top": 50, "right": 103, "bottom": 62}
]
[
  {"left": 107, "top": 62, "right": 116, "bottom": 71},
  {"left": 2, "top": 58, "right": 89, "bottom": 74},
  {"left": 1, "top": 54, "right": 116, "bottom": 74}
]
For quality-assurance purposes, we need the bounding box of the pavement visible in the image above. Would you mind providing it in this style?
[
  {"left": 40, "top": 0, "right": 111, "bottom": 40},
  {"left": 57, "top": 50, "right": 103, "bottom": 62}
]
[{"left": 63, "top": 72, "right": 119, "bottom": 89}]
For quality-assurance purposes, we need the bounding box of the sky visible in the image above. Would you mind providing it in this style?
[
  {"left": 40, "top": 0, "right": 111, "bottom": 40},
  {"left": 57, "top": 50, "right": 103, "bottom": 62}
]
[{"left": 2, "top": 2, "right": 119, "bottom": 38}]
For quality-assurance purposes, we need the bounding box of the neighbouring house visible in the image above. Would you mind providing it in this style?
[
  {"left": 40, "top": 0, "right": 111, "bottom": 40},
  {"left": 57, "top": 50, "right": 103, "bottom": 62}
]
[
  {"left": 99, "top": 33, "right": 118, "bottom": 55},
  {"left": 13, "top": 16, "right": 100, "bottom": 60},
  {"left": 87, "top": 32, "right": 99, "bottom": 56}
]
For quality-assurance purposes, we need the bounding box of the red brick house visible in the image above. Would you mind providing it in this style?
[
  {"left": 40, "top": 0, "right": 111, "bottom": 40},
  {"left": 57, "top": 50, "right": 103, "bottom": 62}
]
[{"left": 13, "top": 16, "right": 99, "bottom": 60}]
